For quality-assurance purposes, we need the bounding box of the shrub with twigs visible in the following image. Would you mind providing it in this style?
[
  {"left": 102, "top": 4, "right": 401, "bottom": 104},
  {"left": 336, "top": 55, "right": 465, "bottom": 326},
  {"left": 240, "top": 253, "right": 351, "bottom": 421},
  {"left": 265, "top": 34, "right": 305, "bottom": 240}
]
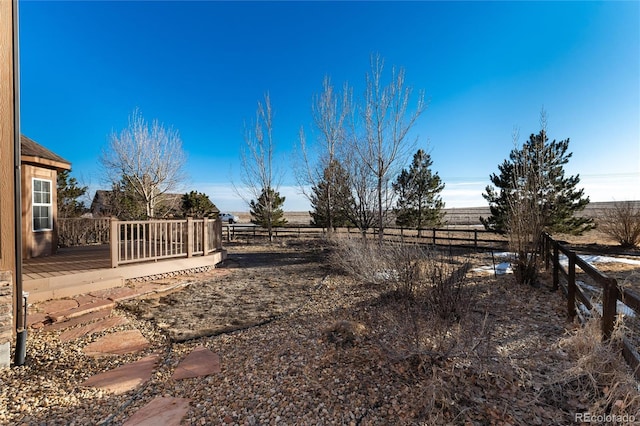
[
  {"left": 597, "top": 201, "right": 640, "bottom": 249},
  {"left": 329, "top": 235, "right": 477, "bottom": 364}
]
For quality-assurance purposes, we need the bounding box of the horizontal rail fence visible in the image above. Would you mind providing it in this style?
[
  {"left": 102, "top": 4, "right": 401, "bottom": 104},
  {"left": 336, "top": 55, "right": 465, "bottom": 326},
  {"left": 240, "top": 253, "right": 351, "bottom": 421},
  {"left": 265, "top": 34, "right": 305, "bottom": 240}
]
[
  {"left": 542, "top": 232, "right": 640, "bottom": 380},
  {"left": 58, "top": 217, "right": 111, "bottom": 247},
  {"left": 223, "top": 224, "right": 508, "bottom": 251},
  {"left": 111, "top": 217, "right": 222, "bottom": 267}
]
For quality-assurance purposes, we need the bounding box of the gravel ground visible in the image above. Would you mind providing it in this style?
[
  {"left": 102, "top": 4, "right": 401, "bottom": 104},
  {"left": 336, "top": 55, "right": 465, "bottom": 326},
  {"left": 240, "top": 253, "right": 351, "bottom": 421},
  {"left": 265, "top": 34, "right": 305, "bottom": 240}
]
[{"left": 1, "top": 239, "right": 636, "bottom": 425}]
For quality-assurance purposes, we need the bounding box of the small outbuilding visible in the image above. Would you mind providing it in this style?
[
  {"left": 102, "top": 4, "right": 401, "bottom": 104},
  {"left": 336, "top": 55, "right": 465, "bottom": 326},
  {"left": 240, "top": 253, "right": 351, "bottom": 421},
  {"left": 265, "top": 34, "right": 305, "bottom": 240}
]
[{"left": 20, "top": 135, "right": 71, "bottom": 259}]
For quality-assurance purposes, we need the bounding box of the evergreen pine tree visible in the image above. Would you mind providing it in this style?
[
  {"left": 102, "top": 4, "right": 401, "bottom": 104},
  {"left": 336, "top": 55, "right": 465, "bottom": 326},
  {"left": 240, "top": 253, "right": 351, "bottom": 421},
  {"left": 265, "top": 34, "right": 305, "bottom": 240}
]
[
  {"left": 309, "top": 160, "right": 353, "bottom": 230},
  {"left": 181, "top": 191, "right": 217, "bottom": 218},
  {"left": 481, "top": 130, "right": 593, "bottom": 235},
  {"left": 392, "top": 149, "right": 445, "bottom": 233},
  {"left": 250, "top": 187, "right": 287, "bottom": 240},
  {"left": 57, "top": 169, "right": 88, "bottom": 218}
]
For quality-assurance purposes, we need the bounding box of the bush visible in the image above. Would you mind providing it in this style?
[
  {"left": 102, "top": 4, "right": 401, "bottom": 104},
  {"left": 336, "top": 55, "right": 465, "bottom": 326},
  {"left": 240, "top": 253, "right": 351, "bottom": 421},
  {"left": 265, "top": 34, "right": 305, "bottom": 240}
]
[
  {"left": 597, "top": 201, "right": 640, "bottom": 248},
  {"left": 329, "top": 235, "right": 473, "bottom": 321}
]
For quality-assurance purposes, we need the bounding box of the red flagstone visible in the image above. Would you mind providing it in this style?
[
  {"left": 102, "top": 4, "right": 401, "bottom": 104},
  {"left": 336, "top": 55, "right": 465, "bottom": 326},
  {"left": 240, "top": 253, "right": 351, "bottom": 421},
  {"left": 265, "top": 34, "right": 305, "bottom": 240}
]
[
  {"left": 83, "top": 329, "right": 149, "bottom": 356},
  {"left": 44, "top": 308, "right": 113, "bottom": 332},
  {"left": 59, "top": 316, "right": 129, "bottom": 342},
  {"left": 48, "top": 299, "right": 115, "bottom": 322},
  {"left": 172, "top": 346, "right": 221, "bottom": 380},
  {"left": 122, "top": 397, "right": 191, "bottom": 426},
  {"left": 27, "top": 312, "right": 49, "bottom": 329},
  {"left": 80, "top": 354, "right": 160, "bottom": 395},
  {"left": 73, "top": 294, "right": 100, "bottom": 306},
  {"left": 37, "top": 299, "right": 78, "bottom": 314},
  {"left": 90, "top": 286, "right": 141, "bottom": 302}
]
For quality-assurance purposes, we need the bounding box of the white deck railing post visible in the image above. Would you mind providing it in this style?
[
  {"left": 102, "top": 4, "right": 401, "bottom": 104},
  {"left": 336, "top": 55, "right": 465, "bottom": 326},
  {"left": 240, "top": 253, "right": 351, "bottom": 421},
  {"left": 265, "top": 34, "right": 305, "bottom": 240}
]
[
  {"left": 110, "top": 217, "right": 119, "bottom": 268},
  {"left": 203, "top": 217, "right": 209, "bottom": 254},
  {"left": 186, "top": 217, "right": 194, "bottom": 258}
]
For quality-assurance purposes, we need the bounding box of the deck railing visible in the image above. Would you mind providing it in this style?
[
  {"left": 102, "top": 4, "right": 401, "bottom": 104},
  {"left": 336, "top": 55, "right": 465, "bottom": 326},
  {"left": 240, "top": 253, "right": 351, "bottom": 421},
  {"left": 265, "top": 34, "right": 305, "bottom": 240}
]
[
  {"left": 58, "top": 217, "right": 111, "bottom": 247},
  {"left": 110, "top": 217, "right": 222, "bottom": 267}
]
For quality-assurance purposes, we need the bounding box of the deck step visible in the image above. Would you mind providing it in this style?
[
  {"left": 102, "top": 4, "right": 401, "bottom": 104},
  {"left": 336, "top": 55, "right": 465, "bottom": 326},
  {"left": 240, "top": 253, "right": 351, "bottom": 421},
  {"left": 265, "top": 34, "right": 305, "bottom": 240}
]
[{"left": 26, "top": 276, "right": 125, "bottom": 303}]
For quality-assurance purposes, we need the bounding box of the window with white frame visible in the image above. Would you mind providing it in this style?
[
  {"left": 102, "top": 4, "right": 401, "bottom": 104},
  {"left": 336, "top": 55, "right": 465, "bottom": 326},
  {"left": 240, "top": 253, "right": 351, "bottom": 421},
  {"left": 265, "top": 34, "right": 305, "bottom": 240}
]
[{"left": 32, "top": 178, "right": 52, "bottom": 231}]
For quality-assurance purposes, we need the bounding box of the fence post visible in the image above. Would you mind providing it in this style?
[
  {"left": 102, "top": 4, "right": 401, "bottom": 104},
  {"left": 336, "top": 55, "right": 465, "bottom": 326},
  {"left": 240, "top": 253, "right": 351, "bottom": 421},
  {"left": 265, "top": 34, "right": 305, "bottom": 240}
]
[
  {"left": 432, "top": 228, "right": 436, "bottom": 245},
  {"left": 474, "top": 230, "right": 478, "bottom": 250},
  {"left": 110, "top": 217, "right": 119, "bottom": 268},
  {"left": 203, "top": 217, "right": 209, "bottom": 255},
  {"left": 567, "top": 251, "right": 576, "bottom": 319},
  {"left": 602, "top": 277, "right": 619, "bottom": 341},
  {"left": 216, "top": 219, "right": 222, "bottom": 249},
  {"left": 552, "top": 241, "right": 559, "bottom": 290},
  {"left": 543, "top": 233, "right": 550, "bottom": 271},
  {"left": 186, "top": 217, "right": 194, "bottom": 258}
]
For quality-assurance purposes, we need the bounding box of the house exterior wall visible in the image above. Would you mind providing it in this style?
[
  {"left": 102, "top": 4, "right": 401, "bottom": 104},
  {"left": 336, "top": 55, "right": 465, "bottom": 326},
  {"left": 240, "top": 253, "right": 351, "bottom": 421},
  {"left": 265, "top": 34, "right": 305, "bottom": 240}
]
[
  {"left": 0, "top": 0, "right": 18, "bottom": 367},
  {"left": 21, "top": 164, "right": 59, "bottom": 259}
]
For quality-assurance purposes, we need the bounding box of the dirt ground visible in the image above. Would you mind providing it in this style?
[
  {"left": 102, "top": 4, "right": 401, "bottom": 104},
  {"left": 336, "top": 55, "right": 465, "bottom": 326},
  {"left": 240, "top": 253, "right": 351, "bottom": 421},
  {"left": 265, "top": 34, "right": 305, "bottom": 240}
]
[
  {"left": 121, "top": 241, "right": 332, "bottom": 342},
  {"left": 116, "top": 237, "right": 639, "bottom": 424}
]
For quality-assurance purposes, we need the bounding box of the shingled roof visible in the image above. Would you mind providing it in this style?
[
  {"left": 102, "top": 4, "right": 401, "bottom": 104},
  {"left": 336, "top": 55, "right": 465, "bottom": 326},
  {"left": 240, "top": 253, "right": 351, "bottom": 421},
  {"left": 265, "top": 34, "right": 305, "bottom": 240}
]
[{"left": 20, "top": 135, "right": 71, "bottom": 170}]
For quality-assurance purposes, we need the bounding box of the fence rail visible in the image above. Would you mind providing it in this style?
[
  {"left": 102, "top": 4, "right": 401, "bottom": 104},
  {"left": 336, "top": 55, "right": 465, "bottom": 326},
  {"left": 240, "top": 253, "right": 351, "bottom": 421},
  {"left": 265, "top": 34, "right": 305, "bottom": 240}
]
[
  {"left": 110, "top": 217, "right": 222, "bottom": 267},
  {"left": 542, "top": 232, "right": 640, "bottom": 380},
  {"left": 222, "top": 224, "right": 508, "bottom": 251}
]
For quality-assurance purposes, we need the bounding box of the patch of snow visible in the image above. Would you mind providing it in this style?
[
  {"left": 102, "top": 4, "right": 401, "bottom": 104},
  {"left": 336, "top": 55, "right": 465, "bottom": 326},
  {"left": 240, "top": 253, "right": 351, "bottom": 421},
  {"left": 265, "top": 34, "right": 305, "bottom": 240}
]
[
  {"left": 471, "top": 262, "right": 513, "bottom": 275},
  {"left": 559, "top": 253, "right": 640, "bottom": 268}
]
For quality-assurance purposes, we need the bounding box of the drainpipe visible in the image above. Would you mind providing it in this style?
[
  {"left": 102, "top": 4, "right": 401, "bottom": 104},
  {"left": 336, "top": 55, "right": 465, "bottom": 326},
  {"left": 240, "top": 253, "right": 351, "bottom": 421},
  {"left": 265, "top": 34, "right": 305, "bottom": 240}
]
[{"left": 12, "top": 0, "right": 26, "bottom": 366}]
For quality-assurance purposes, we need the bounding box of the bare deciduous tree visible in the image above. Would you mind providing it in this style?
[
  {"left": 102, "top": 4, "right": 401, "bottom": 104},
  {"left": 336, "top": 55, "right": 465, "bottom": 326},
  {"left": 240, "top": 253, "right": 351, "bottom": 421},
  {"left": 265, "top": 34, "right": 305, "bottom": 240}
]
[
  {"left": 506, "top": 126, "right": 546, "bottom": 286},
  {"left": 238, "top": 93, "right": 282, "bottom": 241},
  {"left": 352, "top": 54, "right": 426, "bottom": 243},
  {"left": 101, "top": 108, "right": 187, "bottom": 218},
  {"left": 297, "top": 77, "right": 351, "bottom": 233}
]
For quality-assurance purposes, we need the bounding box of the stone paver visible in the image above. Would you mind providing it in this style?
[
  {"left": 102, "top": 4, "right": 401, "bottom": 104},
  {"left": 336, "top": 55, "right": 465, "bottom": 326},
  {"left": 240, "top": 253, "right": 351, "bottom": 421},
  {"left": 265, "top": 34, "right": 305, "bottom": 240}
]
[
  {"left": 44, "top": 308, "right": 114, "bottom": 332},
  {"left": 58, "top": 316, "right": 129, "bottom": 342},
  {"left": 80, "top": 354, "right": 160, "bottom": 395},
  {"left": 172, "top": 346, "right": 221, "bottom": 380},
  {"left": 73, "top": 294, "right": 100, "bottom": 306},
  {"left": 90, "top": 286, "right": 142, "bottom": 302},
  {"left": 123, "top": 397, "right": 192, "bottom": 426},
  {"left": 36, "top": 299, "right": 78, "bottom": 314},
  {"left": 83, "top": 329, "right": 149, "bottom": 356},
  {"left": 48, "top": 299, "right": 115, "bottom": 322},
  {"left": 27, "top": 312, "right": 49, "bottom": 329}
]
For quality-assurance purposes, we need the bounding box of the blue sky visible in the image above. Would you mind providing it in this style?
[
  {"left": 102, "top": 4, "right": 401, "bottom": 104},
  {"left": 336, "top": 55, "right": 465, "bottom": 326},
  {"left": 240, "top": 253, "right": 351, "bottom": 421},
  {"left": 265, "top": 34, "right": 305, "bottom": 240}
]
[{"left": 19, "top": 1, "right": 639, "bottom": 212}]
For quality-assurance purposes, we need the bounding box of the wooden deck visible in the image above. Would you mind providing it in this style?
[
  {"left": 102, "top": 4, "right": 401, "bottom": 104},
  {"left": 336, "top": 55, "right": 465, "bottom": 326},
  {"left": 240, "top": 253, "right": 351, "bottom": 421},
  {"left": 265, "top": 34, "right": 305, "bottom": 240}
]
[{"left": 22, "top": 245, "right": 226, "bottom": 303}]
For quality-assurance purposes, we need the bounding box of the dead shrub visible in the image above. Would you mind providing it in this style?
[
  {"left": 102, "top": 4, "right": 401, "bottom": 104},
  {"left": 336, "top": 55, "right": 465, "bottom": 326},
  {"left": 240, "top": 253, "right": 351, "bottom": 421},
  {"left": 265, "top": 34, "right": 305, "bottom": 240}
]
[
  {"left": 598, "top": 201, "right": 640, "bottom": 249},
  {"left": 330, "top": 235, "right": 478, "bottom": 367}
]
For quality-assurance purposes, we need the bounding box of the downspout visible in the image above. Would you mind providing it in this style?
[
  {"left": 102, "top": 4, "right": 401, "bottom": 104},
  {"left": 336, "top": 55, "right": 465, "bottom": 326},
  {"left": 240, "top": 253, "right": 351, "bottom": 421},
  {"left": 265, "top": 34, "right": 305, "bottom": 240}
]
[{"left": 12, "top": 0, "right": 26, "bottom": 366}]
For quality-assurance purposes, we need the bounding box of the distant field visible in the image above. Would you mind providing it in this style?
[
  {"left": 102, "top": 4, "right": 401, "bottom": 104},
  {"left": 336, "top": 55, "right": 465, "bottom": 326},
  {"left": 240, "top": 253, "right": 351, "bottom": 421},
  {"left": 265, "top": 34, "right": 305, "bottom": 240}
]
[{"left": 232, "top": 201, "right": 639, "bottom": 227}]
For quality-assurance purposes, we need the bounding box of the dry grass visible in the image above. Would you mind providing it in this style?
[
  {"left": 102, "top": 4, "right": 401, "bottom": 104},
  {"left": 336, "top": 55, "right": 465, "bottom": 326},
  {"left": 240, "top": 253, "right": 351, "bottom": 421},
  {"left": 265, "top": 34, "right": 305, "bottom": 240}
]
[{"left": 544, "top": 316, "right": 640, "bottom": 419}]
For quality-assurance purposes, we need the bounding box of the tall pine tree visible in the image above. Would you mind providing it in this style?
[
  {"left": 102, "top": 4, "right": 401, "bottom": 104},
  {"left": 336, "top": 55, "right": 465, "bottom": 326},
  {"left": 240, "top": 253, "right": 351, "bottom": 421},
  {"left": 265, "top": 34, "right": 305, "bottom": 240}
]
[
  {"left": 481, "top": 130, "right": 593, "bottom": 235},
  {"left": 309, "top": 160, "right": 352, "bottom": 230},
  {"left": 392, "top": 149, "right": 445, "bottom": 233}
]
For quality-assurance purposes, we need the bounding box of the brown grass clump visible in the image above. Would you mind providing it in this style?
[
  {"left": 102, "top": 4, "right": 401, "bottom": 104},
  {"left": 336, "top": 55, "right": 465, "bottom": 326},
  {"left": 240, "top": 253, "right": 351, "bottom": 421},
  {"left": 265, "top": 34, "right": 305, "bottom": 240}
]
[
  {"left": 544, "top": 317, "right": 640, "bottom": 419},
  {"left": 323, "top": 320, "right": 367, "bottom": 347}
]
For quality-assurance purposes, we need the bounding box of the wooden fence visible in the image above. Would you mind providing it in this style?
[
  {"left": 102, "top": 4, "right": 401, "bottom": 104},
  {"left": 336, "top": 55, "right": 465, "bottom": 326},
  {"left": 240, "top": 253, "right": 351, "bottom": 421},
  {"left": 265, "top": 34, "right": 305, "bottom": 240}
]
[
  {"left": 110, "top": 217, "right": 222, "bottom": 267},
  {"left": 542, "top": 232, "right": 640, "bottom": 380},
  {"left": 222, "top": 224, "right": 508, "bottom": 251}
]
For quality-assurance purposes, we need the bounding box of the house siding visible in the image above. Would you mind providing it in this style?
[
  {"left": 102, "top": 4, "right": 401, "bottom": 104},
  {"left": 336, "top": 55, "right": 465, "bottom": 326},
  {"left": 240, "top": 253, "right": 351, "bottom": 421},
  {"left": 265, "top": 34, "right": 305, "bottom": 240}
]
[{"left": 21, "top": 164, "right": 59, "bottom": 259}]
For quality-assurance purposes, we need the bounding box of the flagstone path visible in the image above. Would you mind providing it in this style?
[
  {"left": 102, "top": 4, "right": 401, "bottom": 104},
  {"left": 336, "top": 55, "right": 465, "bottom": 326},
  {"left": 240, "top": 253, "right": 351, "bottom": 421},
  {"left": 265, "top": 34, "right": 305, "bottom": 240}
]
[{"left": 29, "top": 280, "right": 225, "bottom": 424}]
